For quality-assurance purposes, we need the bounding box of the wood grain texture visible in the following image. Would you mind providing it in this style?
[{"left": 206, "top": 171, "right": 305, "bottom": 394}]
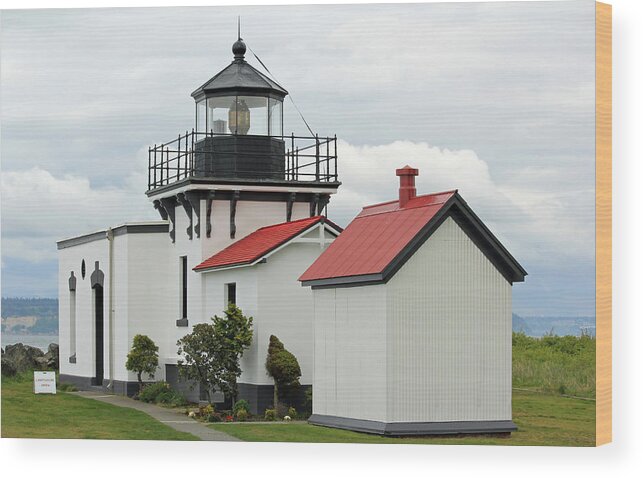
[{"left": 595, "top": 1, "right": 612, "bottom": 447}]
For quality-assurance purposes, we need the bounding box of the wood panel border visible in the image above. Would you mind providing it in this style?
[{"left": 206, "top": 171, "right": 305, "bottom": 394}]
[{"left": 595, "top": 1, "right": 612, "bottom": 446}]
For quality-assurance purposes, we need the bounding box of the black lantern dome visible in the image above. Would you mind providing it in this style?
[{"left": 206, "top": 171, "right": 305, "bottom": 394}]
[{"left": 191, "top": 38, "right": 287, "bottom": 137}]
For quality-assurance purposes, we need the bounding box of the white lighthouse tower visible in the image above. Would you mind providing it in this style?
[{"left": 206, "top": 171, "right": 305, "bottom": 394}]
[{"left": 58, "top": 36, "right": 342, "bottom": 412}]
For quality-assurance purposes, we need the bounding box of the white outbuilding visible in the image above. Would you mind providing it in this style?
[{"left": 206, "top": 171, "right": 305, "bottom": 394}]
[{"left": 300, "top": 166, "right": 527, "bottom": 435}]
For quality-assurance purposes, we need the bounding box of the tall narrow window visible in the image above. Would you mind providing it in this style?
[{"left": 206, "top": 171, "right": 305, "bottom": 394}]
[
  {"left": 225, "top": 283, "right": 236, "bottom": 306},
  {"left": 180, "top": 256, "right": 188, "bottom": 319}
]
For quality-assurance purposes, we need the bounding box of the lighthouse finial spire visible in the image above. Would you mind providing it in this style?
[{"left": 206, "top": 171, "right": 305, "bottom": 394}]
[{"left": 232, "top": 18, "right": 246, "bottom": 62}]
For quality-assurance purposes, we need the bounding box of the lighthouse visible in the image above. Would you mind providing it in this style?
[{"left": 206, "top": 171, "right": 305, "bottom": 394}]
[
  {"left": 58, "top": 36, "right": 342, "bottom": 411},
  {"left": 147, "top": 36, "right": 339, "bottom": 248}
]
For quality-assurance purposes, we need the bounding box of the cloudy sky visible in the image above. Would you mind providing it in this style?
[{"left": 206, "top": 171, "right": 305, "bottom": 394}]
[{"left": 1, "top": 1, "right": 596, "bottom": 316}]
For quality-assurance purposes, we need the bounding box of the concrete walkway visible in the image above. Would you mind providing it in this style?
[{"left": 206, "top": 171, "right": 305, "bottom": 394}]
[{"left": 73, "top": 390, "right": 240, "bottom": 441}]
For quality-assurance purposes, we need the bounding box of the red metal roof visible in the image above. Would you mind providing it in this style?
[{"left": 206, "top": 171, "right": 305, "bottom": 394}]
[
  {"left": 194, "top": 216, "right": 336, "bottom": 272},
  {"left": 299, "top": 191, "right": 458, "bottom": 283}
]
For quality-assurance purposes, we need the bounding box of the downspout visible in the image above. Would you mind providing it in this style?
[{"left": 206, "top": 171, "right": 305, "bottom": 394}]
[{"left": 106, "top": 228, "right": 115, "bottom": 391}]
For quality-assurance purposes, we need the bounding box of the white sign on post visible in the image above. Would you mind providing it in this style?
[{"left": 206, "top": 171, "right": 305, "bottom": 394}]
[{"left": 34, "top": 371, "right": 57, "bottom": 394}]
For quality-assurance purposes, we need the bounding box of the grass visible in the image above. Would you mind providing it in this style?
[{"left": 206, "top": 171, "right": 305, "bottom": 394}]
[
  {"left": 1, "top": 374, "right": 198, "bottom": 440},
  {"left": 210, "top": 334, "right": 597, "bottom": 446},
  {"left": 512, "top": 332, "right": 596, "bottom": 398},
  {"left": 210, "top": 390, "right": 595, "bottom": 446}
]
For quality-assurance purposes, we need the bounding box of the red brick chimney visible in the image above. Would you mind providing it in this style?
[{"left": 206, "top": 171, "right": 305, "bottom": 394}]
[{"left": 396, "top": 165, "right": 419, "bottom": 207}]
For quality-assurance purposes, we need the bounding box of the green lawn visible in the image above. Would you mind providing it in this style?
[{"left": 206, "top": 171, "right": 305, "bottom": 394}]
[
  {"left": 1, "top": 376, "right": 198, "bottom": 440},
  {"left": 210, "top": 391, "right": 595, "bottom": 446}
]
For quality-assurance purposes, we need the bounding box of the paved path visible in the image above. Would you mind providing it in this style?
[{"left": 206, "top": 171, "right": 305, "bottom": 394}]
[{"left": 73, "top": 391, "right": 240, "bottom": 441}]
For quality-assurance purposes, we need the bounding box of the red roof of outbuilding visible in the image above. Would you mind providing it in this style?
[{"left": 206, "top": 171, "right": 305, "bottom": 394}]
[
  {"left": 299, "top": 191, "right": 458, "bottom": 283},
  {"left": 194, "top": 216, "right": 339, "bottom": 272}
]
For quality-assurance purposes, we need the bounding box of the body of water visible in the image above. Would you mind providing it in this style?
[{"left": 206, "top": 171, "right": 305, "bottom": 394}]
[{"left": 1, "top": 333, "right": 58, "bottom": 352}]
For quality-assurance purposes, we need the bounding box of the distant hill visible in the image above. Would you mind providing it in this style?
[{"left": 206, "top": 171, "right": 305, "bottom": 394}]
[
  {"left": 0, "top": 297, "right": 595, "bottom": 338},
  {"left": 512, "top": 313, "right": 595, "bottom": 337},
  {"left": 1, "top": 298, "right": 58, "bottom": 335}
]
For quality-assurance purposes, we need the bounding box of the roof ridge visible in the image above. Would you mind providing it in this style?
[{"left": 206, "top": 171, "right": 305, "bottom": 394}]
[
  {"left": 256, "top": 215, "right": 322, "bottom": 231},
  {"left": 361, "top": 189, "right": 459, "bottom": 211},
  {"left": 357, "top": 200, "right": 451, "bottom": 219}
]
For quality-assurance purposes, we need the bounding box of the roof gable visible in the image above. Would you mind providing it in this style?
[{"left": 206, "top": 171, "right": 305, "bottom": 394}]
[
  {"left": 299, "top": 191, "right": 527, "bottom": 288},
  {"left": 194, "top": 216, "right": 340, "bottom": 273}
]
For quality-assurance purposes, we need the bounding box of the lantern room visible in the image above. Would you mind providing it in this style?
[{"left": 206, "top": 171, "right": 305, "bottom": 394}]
[
  {"left": 147, "top": 34, "right": 339, "bottom": 193},
  {"left": 189, "top": 37, "right": 289, "bottom": 180},
  {"left": 191, "top": 38, "right": 286, "bottom": 137}
]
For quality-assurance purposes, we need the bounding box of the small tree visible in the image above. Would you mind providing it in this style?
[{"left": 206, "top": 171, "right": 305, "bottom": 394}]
[
  {"left": 125, "top": 334, "right": 159, "bottom": 392},
  {"left": 177, "top": 303, "right": 253, "bottom": 404},
  {"left": 265, "top": 335, "right": 301, "bottom": 410}
]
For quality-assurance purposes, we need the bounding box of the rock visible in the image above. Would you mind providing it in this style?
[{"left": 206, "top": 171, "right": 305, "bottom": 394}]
[
  {"left": 3, "top": 343, "right": 46, "bottom": 373},
  {"left": 44, "top": 343, "right": 60, "bottom": 371},
  {"left": 1, "top": 356, "right": 17, "bottom": 377}
]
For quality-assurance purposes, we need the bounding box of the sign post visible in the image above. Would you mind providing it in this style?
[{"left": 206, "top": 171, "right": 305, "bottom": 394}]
[{"left": 34, "top": 371, "right": 57, "bottom": 394}]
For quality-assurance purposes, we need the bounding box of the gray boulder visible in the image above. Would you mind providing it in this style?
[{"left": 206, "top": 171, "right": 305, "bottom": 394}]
[
  {"left": 1, "top": 356, "right": 17, "bottom": 377},
  {"left": 3, "top": 343, "right": 46, "bottom": 373},
  {"left": 44, "top": 343, "right": 60, "bottom": 370}
]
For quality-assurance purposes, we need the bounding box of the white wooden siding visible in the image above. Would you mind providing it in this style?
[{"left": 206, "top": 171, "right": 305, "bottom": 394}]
[
  {"left": 312, "top": 285, "right": 388, "bottom": 422},
  {"left": 386, "top": 216, "right": 512, "bottom": 423}
]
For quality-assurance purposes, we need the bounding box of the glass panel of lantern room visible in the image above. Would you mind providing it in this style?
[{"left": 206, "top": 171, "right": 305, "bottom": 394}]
[
  {"left": 268, "top": 98, "right": 283, "bottom": 137},
  {"left": 235, "top": 96, "right": 268, "bottom": 136},
  {"left": 196, "top": 100, "right": 206, "bottom": 132},
  {"left": 207, "top": 96, "right": 234, "bottom": 134}
]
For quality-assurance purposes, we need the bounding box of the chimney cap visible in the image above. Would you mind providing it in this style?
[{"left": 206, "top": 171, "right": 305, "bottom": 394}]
[{"left": 396, "top": 165, "right": 419, "bottom": 176}]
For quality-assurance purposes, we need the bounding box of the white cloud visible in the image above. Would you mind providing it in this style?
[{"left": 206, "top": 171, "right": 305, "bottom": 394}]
[
  {"left": 329, "top": 140, "right": 594, "bottom": 264},
  {"left": 1, "top": 167, "right": 157, "bottom": 263}
]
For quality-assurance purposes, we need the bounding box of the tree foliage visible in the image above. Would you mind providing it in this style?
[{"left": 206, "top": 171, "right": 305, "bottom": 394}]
[
  {"left": 265, "top": 335, "right": 301, "bottom": 408},
  {"left": 125, "top": 334, "right": 159, "bottom": 391},
  {"left": 177, "top": 303, "right": 253, "bottom": 404}
]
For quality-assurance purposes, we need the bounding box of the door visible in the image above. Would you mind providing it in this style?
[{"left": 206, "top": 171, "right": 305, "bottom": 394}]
[{"left": 93, "top": 285, "right": 104, "bottom": 385}]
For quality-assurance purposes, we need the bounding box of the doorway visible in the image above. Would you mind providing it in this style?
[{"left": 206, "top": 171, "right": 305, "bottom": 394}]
[{"left": 93, "top": 284, "right": 104, "bottom": 385}]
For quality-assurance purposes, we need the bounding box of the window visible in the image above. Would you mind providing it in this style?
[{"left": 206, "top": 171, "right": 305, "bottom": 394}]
[
  {"left": 180, "top": 256, "right": 188, "bottom": 319},
  {"left": 225, "top": 283, "right": 236, "bottom": 306}
]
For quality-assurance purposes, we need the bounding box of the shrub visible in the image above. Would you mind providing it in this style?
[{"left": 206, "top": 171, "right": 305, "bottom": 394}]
[
  {"left": 265, "top": 335, "right": 302, "bottom": 409},
  {"left": 232, "top": 399, "right": 250, "bottom": 415},
  {"left": 155, "top": 388, "right": 188, "bottom": 406},
  {"left": 276, "top": 401, "right": 289, "bottom": 419},
  {"left": 58, "top": 382, "right": 77, "bottom": 392},
  {"left": 207, "top": 413, "right": 223, "bottom": 423},
  {"left": 199, "top": 403, "right": 215, "bottom": 418},
  {"left": 125, "top": 334, "right": 159, "bottom": 392},
  {"left": 287, "top": 407, "right": 297, "bottom": 419},
  {"left": 236, "top": 409, "right": 249, "bottom": 421},
  {"left": 139, "top": 381, "right": 170, "bottom": 403},
  {"left": 137, "top": 381, "right": 187, "bottom": 406},
  {"left": 264, "top": 408, "right": 277, "bottom": 421},
  {"left": 303, "top": 388, "right": 313, "bottom": 416}
]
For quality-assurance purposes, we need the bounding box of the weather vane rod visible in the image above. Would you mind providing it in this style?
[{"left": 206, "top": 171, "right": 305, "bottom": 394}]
[{"left": 238, "top": 16, "right": 241, "bottom": 40}]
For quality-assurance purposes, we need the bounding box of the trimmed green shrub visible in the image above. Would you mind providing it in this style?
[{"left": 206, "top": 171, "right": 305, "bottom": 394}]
[
  {"left": 264, "top": 408, "right": 277, "bottom": 421},
  {"left": 232, "top": 399, "right": 250, "bottom": 415},
  {"left": 287, "top": 406, "right": 297, "bottom": 419},
  {"left": 235, "top": 409, "right": 249, "bottom": 422},
  {"left": 265, "top": 335, "right": 302, "bottom": 409}
]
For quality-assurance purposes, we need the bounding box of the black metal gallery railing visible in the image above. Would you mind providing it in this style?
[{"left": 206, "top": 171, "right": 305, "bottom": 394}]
[{"left": 148, "top": 131, "right": 338, "bottom": 191}]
